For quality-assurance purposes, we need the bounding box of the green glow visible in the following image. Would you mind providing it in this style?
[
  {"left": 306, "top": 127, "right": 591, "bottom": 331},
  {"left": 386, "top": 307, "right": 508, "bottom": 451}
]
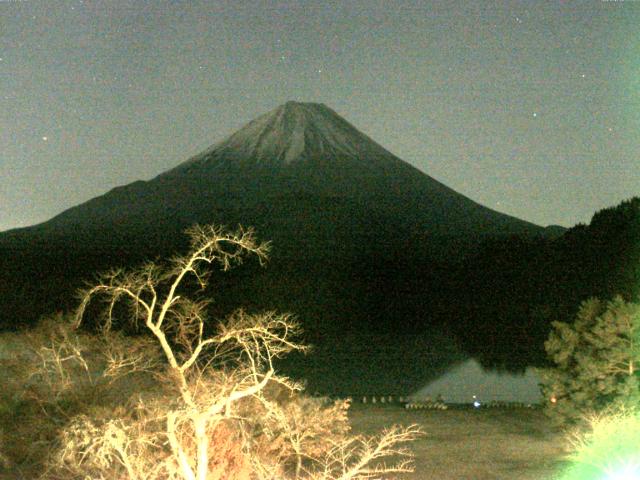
[
  {"left": 555, "top": 409, "right": 640, "bottom": 480},
  {"left": 604, "top": 463, "right": 640, "bottom": 480}
]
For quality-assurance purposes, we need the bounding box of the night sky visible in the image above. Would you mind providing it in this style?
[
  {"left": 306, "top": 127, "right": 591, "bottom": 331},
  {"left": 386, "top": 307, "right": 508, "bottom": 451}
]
[{"left": 2, "top": 0, "right": 638, "bottom": 232}]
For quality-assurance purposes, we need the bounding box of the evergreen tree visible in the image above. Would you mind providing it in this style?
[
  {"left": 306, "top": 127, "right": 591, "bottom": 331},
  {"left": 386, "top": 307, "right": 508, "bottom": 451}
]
[{"left": 539, "top": 296, "right": 640, "bottom": 426}]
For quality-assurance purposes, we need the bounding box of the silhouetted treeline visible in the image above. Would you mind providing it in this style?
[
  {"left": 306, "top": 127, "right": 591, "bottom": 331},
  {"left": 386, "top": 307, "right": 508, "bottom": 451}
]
[{"left": 451, "top": 197, "right": 640, "bottom": 370}]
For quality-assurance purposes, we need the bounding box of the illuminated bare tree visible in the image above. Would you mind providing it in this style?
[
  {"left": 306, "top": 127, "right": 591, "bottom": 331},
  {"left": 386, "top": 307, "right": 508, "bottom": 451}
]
[{"left": 34, "top": 224, "right": 422, "bottom": 480}]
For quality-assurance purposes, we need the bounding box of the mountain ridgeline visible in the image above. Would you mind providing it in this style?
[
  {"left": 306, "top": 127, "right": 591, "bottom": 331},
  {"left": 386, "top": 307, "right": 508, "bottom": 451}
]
[{"left": 1, "top": 102, "right": 636, "bottom": 393}]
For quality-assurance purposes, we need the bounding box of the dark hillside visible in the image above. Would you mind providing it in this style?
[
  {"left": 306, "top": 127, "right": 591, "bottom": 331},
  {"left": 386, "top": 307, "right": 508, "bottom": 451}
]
[{"left": 453, "top": 197, "right": 640, "bottom": 370}]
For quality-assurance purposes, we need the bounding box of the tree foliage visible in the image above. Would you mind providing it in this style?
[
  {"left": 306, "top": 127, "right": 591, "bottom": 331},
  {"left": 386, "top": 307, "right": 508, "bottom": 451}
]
[
  {"left": 0, "top": 225, "right": 421, "bottom": 479},
  {"left": 539, "top": 296, "right": 640, "bottom": 426}
]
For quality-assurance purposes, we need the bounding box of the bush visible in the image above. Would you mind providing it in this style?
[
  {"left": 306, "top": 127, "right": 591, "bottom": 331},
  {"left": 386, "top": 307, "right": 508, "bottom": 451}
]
[
  {"left": 0, "top": 313, "right": 165, "bottom": 476},
  {"left": 0, "top": 225, "right": 421, "bottom": 479}
]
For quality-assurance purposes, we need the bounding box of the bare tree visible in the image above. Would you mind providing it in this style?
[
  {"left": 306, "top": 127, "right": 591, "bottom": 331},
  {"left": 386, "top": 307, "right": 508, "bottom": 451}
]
[{"left": 23, "top": 224, "right": 423, "bottom": 480}]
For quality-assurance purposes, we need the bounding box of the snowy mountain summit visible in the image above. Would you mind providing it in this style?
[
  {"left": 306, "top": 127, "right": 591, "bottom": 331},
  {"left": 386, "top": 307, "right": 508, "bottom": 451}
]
[
  {"left": 170, "top": 101, "right": 399, "bottom": 172},
  {"left": 28, "top": 100, "right": 541, "bottom": 241}
]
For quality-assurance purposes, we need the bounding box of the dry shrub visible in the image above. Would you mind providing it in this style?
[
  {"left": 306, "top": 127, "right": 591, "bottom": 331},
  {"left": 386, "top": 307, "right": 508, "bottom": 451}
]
[
  {"left": 232, "top": 388, "right": 353, "bottom": 478},
  {"left": 0, "top": 314, "right": 163, "bottom": 476},
  {"left": 0, "top": 317, "right": 96, "bottom": 472},
  {"left": 206, "top": 422, "right": 252, "bottom": 480}
]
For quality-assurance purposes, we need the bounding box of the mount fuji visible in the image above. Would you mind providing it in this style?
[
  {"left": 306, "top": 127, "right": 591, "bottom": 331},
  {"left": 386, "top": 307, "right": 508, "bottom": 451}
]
[
  {"left": 35, "top": 101, "right": 540, "bottom": 240},
  {"left": 0, "top": 102, "right": 555, "bottom": 393}
]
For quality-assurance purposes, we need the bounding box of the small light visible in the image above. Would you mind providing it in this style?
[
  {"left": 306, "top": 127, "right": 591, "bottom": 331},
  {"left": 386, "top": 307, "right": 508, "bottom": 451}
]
[
  {"left": 550, "top": 395, "right": 557, "bottom": 404},
  {"left": 473, "top": 400, "right": 481, "bottom": 408}
]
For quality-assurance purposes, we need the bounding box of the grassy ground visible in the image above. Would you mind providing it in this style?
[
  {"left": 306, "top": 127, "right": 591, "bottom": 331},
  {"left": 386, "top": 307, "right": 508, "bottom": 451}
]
[
  {"left": 1, "top": 403, "right": 571, "bottom": 480},
  {"left": 348, "top": 403, "right": 570, "bottom": 480}
]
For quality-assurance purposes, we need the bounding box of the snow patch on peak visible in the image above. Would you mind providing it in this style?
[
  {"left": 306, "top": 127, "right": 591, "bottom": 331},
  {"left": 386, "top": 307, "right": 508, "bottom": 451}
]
[
  {"left": 217, "top": 101, "right": 367, "bottom": 164},
  {"left": 171, "top": 101, "right": 399, "bottom": 173}
]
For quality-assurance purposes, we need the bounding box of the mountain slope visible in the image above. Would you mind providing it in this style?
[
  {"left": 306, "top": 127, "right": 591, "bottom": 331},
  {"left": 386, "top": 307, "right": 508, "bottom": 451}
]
[{"left": 35, "top": 102, "right": 539, "bottom": 240}]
